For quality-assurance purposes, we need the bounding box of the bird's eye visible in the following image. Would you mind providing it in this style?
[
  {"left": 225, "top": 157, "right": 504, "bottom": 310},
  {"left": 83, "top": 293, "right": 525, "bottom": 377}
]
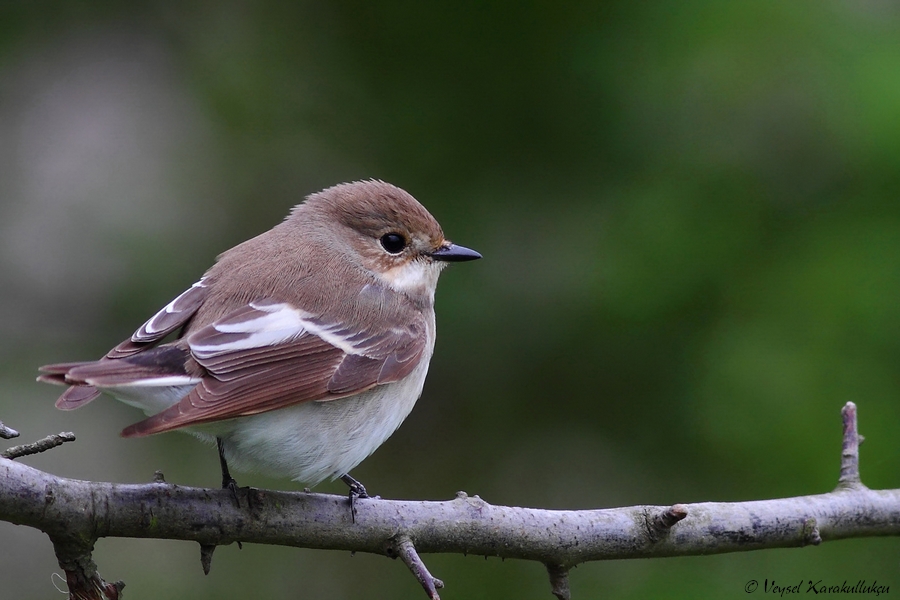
[{"left": 380, "top": 233, "right": 407, "bottom": 254}]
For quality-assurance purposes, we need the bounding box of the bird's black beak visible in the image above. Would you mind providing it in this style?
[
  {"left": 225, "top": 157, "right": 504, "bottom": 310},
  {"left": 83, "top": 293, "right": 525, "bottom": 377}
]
[{"left": 430, "top": 243, "right": 482, "bottom": 262}]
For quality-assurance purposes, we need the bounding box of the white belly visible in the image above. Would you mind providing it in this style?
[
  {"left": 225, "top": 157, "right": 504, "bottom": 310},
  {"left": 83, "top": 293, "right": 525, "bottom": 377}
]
[{"left": 209, "top": 356, "right": 430, "bottom": 485}]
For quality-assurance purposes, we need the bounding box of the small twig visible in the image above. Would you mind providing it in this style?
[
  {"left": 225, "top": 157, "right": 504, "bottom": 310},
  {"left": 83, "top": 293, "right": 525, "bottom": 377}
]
[
  {"left": 390, "top": 535, "right": 443, "bottom": 600},
  {"left": 646, "top": 504, "right": 688, "bottom": 541},
  {"left": 2, "top": 432, "right": 75, "bottom": 460},
  {"left": 837, "top": 402, "right": 863, "bottom": 489},
  {"left": 0, "top": 420, "right": 20, "bottom": 439},
  {"left": 546, "top": 563, "right": 571, "bottom": 600}
]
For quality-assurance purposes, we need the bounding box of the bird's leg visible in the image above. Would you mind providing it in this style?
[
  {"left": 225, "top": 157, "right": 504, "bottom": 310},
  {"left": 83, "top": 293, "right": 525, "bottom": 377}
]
[
  {"left": 217, "top": 437, "right": 241, "bottom": 508},
  {"left": 340, "top": 473, "right": 369, "bottom": 522},
  {"left": 340, "top": 472, "right": 369, "bottom": 497}
]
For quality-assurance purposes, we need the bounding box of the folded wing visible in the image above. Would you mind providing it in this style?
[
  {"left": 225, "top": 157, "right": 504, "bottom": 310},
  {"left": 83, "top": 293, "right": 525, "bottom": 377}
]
[
  {"left": 121, "top": 299, "right": 426, "bottom": 437},
  {"left": 38, "top": 279, "right": 210, "bottom": 409}
]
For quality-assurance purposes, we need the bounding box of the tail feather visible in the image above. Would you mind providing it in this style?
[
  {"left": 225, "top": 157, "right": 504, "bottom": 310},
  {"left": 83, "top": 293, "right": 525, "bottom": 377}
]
[
  {"left": 39, "top": 346, "right": 192, "bottom": 411},
  {"left": 36, "top": 373, "right": 67, "bottom": 385},
  {"left": 38, "top": 361, "right": 94, "bottom": 380},
  {"left": 56, "top": 385, "right": 102, "bottom": 410},
  {"left": 38, "top": 362, "right": 103, "bottom": 409}
]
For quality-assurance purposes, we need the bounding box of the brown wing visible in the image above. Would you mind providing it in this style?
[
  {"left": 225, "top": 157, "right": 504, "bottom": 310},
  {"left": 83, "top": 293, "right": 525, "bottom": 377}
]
[
  {"left": 107, "top": 279, "right": 209, "bottom": 358},
  {"left": 39, "top": 280, "right": 209, "bottom": 409},
  {"left": 120, "top": 300, "right": 426, "bottom": 437}
]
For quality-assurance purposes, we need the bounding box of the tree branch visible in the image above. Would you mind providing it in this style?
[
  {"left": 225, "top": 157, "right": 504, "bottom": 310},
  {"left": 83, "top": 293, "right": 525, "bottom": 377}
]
[
  {"left": 2, "top": 431, "right": 76, "bottom": 459},
  {"left": 0, "top": 420, "right": 20, "bottom": 439},
  {"left": 389, "top": 534, "right": 444, "bottom": 599},
  {"left": 1, "top": 402, "right": 897, "bottom": 599}
]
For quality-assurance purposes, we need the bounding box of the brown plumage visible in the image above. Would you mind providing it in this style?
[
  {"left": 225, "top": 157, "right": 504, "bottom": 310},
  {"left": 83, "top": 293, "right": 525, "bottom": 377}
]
[{"left": 37, "top": 180, "right": 480, "bottom": 485}]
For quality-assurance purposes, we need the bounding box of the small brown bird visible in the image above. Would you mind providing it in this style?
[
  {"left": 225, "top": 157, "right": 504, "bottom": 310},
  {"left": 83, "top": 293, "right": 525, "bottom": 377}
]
[{"left": 39, "top": 180, "right": 480, "bottom": 496}]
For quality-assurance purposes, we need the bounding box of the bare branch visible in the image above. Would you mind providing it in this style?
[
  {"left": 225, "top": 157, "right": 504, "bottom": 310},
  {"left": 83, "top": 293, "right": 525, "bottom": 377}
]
[
  {"left": 1, "top": 458, "right": 898, "bottom": 585},
  {"left": 0, "top": 403, "right": 897, "bottom": 598},
  {"left": 0, "top": 420, "right": 19, "bottom": 439},
  {"left": 2, "top": 432, "right": 75, "bottom": 459},
  {"left": 389, "top": 535, "right": 444, "bottom": 600},
  {"left": 53, "top": 541, "right": 125, "bottom": 600}
]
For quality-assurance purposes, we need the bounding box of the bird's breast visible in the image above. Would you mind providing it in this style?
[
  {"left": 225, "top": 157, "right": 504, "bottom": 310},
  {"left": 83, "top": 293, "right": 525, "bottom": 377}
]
[{"left": 214, "top": 347, "right": 434, "bottom": 485}]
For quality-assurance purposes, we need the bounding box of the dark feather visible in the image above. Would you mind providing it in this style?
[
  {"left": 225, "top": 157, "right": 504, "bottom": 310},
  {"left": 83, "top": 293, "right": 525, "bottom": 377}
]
[
  {"left": 106, "top": 281, "right": 208, "bottom": 359},
  {"left": 38, "top": 362, "right": 103, "bottom": 409},
  {"left": 64, "top": 346, "right": 192, "bottom": 387}
]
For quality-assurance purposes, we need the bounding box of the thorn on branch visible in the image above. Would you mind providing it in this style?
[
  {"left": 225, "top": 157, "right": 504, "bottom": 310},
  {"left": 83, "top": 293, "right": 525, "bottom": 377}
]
[
  {"left": 653, "top": 504, "right": 688, "bottom": 533},
  {"left": 645, "top": 504, "right": 688, "bottom": 542},
  {"left": 388, "top": 535, "right": 443, "bottom": 600},
  {"left": 199, "top": 544, "right": 216, "bottom": 575},
  {"left": 2, "top": 432, "right": 76, "bottom": 460},
  {"left": 838, "top": 402, "right": 864, "bottom": 489},
  {"left": 546, "top": 563, "right": 571, "bottom": 600},
  {"left": 0, "top": 420, "right": 20, "bottom": 439}
]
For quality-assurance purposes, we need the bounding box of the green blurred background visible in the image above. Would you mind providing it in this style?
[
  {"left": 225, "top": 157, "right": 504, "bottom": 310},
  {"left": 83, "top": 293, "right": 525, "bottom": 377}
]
[{"left": 1, "top": 1, "right": 899, "bottom": 598}]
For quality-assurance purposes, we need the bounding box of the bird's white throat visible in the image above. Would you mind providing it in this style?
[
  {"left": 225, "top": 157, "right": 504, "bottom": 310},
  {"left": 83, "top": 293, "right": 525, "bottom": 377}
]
[{"left": 378, "top": 258, "right": 444, "bottom": 299}]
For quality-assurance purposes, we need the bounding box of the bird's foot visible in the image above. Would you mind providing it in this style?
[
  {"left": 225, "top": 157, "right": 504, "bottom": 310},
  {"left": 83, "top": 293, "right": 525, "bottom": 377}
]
[{"left": 340, "top": 473, "right": 369, "bottom": 523}]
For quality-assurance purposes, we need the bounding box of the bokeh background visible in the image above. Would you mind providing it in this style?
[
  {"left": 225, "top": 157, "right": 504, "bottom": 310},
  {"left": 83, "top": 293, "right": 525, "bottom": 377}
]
[{"left": 2, "top": 1, "right": 899, "bottom": 598}]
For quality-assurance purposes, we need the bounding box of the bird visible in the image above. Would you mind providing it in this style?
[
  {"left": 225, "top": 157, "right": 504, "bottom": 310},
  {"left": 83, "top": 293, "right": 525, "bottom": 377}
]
[{"left": 38, "top": 180, "right": 481, "bottom": 500}]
